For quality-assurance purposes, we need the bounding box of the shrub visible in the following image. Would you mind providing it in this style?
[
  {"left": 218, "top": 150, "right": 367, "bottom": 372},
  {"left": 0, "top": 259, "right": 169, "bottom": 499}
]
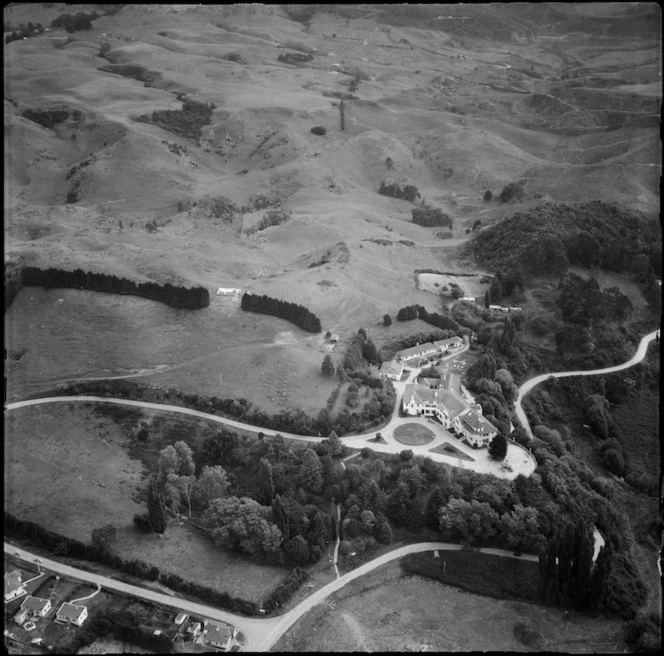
[
  {"left": 310, "top": 126, "right": 326, "bottom": 135},
  {"left": 483, "top": 190, "right": 493, "bottom": 201},
  {"left": 277, "top": 52, "right": 313, "bottom": 65},
  {"left": 224, "top": 52, "right": 242, "bottom": 62},
  {"left": 411, "top": 207, "right": 453, "bottom": 228},
  {"left": 499, "top": 180, "right": 525, "bottom": 203}
]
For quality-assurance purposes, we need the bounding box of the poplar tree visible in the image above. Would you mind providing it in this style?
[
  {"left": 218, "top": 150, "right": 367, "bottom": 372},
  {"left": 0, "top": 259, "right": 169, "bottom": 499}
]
[{"left": 147, "top": 478, "right": 167, "bottom": 534}]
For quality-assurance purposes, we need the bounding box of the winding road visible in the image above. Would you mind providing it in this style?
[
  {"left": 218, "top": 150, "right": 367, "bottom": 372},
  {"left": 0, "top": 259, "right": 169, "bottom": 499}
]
[
  {"left": 514, "top": 329, "right": 659, "bottom": 438},
  {"left": 4, "top": 541, "right": 535, "bottom": 652}
]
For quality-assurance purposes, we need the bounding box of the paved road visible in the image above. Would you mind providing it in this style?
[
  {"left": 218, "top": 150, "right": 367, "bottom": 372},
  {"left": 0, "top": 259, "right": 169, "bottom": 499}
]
[
  {"left": 5, "top": 336, "right": 535, "bottom": 480},
  {"left": 5, "top": 540, "right": 536, "bottom": 652},
  {"left": 514, "top": 329, "right": 659, "bottom": 438}
]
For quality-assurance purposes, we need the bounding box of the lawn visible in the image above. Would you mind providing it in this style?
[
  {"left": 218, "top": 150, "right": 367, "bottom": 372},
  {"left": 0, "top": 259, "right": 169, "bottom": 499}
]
[
  {"left": 393, "top": 423, "right": 436, "bottom": 446},
  {"left": 4, "top": 404, "right": 289, "bottom": 602},
  {"left": 429, "top": 441, "right": 475, "bottom": 461}
]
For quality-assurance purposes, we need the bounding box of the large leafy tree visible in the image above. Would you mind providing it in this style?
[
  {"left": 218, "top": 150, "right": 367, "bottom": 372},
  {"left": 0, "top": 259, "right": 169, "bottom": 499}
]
[
  {"left": 194, "top": 465, "right": 230, "bottom": 509},
  {"left": 299, "top": 448, "right": 323, "bottom": 493},
  {"left": 438, "top": 498, "right": 500, "bottom": 544},
  {"left": 203, "top": 496, "right": 282, "bottom": 561},
  {"left": 488, "top": 434, "right": 508, "bottom": 461}
]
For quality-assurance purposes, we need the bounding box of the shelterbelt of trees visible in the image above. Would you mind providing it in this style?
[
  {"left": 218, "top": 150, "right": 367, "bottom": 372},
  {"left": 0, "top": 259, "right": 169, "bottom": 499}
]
[
  {"left": 241, "top": 292, "right": 322, "bottom": 333},
  {"left": 4, "top": 266, "right": 210, "bottom": 311}
]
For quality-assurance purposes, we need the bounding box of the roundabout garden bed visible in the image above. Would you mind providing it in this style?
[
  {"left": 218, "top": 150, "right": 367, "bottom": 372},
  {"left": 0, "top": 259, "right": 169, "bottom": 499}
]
[{"left": 393, "top": 423, "right": 436, "bottom": 446}]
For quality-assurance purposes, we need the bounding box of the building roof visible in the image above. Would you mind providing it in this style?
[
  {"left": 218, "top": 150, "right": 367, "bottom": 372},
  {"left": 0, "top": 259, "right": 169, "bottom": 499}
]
[
  {"left": 418, "top": 377, "right": 441, "bottom": 388},
  {"left": 21, "top": 597, "right": 50, "bottom": 614},
  {"left": 434, "top": 337, "right": 463, "bottom": 348},
  {"left": 397, "top": 342, "right": 437, "bottom": 359},
  {"left": 206, "top": 620, "right": 233, "bottom": 645},
  {"left": 4, "top": 570, "right": 23, "bottom": 596},
  {"left": 404, "top": 384, "right": 469, "bottom": 418},
  {"left": 174, "top": 612, "right": 189, "bottom": 624},
  {"left": 460, "top": 409, "right": 497, "bottom": 435},
  {"left": 379, "top": 360, "right": 403, "bottom": 375},
  {"left": 57, "top": 603, "right": 86, "bottom": 621}
]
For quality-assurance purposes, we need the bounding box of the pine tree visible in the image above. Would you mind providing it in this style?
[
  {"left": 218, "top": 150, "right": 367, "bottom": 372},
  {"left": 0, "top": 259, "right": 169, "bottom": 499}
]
[
  {"left": 425, "top": 488, "right": 444, "bottom": 531},
  {"left": 321, "top": 354, "right": 335, "bottom": 376},
  {"left": 589, "top": 540, "right": 613, "bottom": 612},
  {"left": 258, "top": 458, "right": 275, "bottom": 504},
  {"left": 299, "top": 448, "right": 323, "bottom": 493},
  {"left": 147, "top": 478, "right": 167, "bottom": 534}
]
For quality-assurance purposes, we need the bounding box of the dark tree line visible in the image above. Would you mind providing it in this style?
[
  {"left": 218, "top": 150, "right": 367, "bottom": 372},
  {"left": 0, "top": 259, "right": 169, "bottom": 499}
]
[
  {"left": 538, "top": 519, "right": 612, "bottom": 613},
  {"left": 5, "top": 21, "right": 44, "bottom": 43},
  {"left": 412, "top": 207, "right": 453, "bottom": 228},
  {"left": 51, "top": 11, "right": 100, "bottom": 32},
  {"left": 18, "top": 266, "right": 210, "bottom": 309},
  {"left": 396, "top": 304, "right": 461, "bottom": 332},
  {"left": 241, "top": 292, "right": 321, "bottom": 333},
  {"left": 377, "top": 181, "right": 419, "bottom": 202}
]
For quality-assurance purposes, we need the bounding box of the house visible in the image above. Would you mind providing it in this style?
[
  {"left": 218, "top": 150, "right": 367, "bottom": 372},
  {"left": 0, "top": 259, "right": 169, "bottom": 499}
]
[
  {"left": 329, "top": 334, "right": 340, "bottom": 343},
  {"left": 489, "top": 304, "right": 504, "bottom": 311},
  {"left": 379, "top": 359, "right": 403, "bottom": 380},
  {"left": 19, "top": 597, "right": 51, "bottom": 618},
  {"left": 204, "top": 620, "right": 238, "bottom": 650},
  {"left": 434, "top": 337, "right": 464, "bottom": 352},
  {"left": 215, "top": 287, "right": 241, "bottom": 296},
  {"left": 174, "top": 612, "right": 189, "bottom": 626},
  {"left": 396, "top": 342, "right": 438, "bottom": 362},
  {"left": 459, "top": 296, "right": 476, "bottom": 303},
  {"left": 418, "top": 376, "right": 442, "bottom": 389},
  {"left": 187, "top": 622, "right": 202, "bottom": 638},
  {"left": 56, "top": 603, "right": 88, "bottom": 626},
  {"left": 452, "top": 405, "right": 498, "bottom": 448},
  {"left": 14, "top": 609, "right": 29, "bottom": 626},
  {"left": 4, "top": 570, "right": 25, "bottom": 602}
]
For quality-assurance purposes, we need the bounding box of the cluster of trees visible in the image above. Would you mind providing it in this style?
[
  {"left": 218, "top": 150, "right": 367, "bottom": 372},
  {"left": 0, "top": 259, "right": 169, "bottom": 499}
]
[
  {"left": 498, "top": 180, "right": 525, "bottom": 203},
  {"left": 395, "top": 303, "right": 461, "bottom": 332},
  {"left": 412, "top": 207, "right": 453, "bottom": 228},
  {"left": 51, "top": 11, "right": 100, "bottom": 32},
  {"left": 538, "top": 520, "right": 612, "bottom": 612},
  {"left": 19, "top": 266, "right": 210, "bottom": 309},
  {"left": 377, "top": 181, "right": 419, "bottom": 202},
  {"left": 343, "top": 327, "right": 381, "bottom": 370},
  {"left": 21, "top": 107, "right": 78, "bottom": 129},
  {"left": 558, "top": 272, "right": 632, "bottom": 326},
  {"left": 484, "top": 270, "right": 525, "bottom": 307},
  {"left": 277, "top": 52, "right": 314, "bottom": 64},
  {"left": 241, "top": 292, "right": 321, "bottom": 333},
  {"left": 136, "top": 98, "right": 216, "bottom": 141},
  {"left": 5, "top": 21, "right": 44, "bottom": 43},
  {"left": 473, "top": 201, "right": 661, "bottom": 279},
  {"left": 248, "top": 209, "right": 291, "bottom": 233}
]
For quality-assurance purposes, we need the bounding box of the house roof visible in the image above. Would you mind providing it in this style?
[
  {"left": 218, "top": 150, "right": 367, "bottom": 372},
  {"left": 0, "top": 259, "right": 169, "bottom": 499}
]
[
  {"left": 434, "top": 337, "right": 463, "bottom": 348},
  {"left": 21, "top": 597, "right": 50, "bottom": 614},
  {"left": 380, "top": 360, "right": 403, "bottom": 375},
  {"left": 460, "top": 409, "right": 497, "bottom": 435},
  {"left": 418, "top": 377, "right": 441, "bottom": 388},
  {"left": 4, "top": 570, "right": 23, "bottom": 596},
  {"left": 174, "top": 612, "right": 189, "bottom": 624},
  {"left": 397, "top": 342, "right": 437, "bottom": 359},
  {"left": 404, "top": 384, "right": 469, "bottom": 419},
  {"left": 57, "top": 603, "right": 86, "bottom": 621},
  {"left": 206, "top": 620, "right": 233, "bottom": 644}
]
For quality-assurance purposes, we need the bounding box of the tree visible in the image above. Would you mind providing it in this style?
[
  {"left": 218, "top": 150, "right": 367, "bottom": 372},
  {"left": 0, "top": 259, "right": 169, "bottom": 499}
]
[
  {"left": 321, "top": 354, "right": 335, "bottom": 377},
  {"left": 359, "top": 510, "right": 376, "bottom": 534},
  {"left": 203, "top": 496, "right": 283, "bottom": 561},
  {"left": 91, "top": 525, "right": 117, "bottom": 552},
  {"left": 438, "top": 499, "right": 500, "bottom": 544},
  {"left": 484, "top": 289, "right": 491, "bottom": 309},
  {"left": 177, "top": 475, "right": 196, "bottom": 518},
  {"left": 283, "top": 535, "right": 309, "bottom": 565},
  {"left": 194, "top": 465, "right": 230, "bottom": 508},
  {"left": 483, "top": 190, "right": 493, "bottom": 201},
  {"left": 488, "top": 434, "right": 508, "bottom": 461},
  {"left": 585, "top": 394, "right": 612, "bottom": 439},
  {"left": 271, "top": 494, "right": 290, "bottom": 538},
  {"left": 383, "top": 313, "right": 392, "bottom": 327},
  {"left": 147, "top": 478, "right": 167, "bottom": 534},
  {"left": 299, "top": 448, "right": 323, "bottom": 493},
  {"left": 257, "top": 458, "right": 275, "bottom": 504},
  {"left": 500, "top": 505, "right": 541, "bottom": 552},
  {"left": 376, "top": 520, "right": 393, "bottom": 544},
  {"left": 425, "top": 487, "right": 445, "bottom": 531}
]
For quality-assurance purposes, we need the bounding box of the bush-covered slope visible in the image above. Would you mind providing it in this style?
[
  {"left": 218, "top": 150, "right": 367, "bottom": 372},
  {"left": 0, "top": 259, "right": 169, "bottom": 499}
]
[{"left": 472, "top": 201, "right": 661, "bottom": 277}]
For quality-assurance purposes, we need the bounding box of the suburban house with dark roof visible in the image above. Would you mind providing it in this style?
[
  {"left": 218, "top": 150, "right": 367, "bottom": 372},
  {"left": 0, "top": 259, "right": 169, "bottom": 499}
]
[
  {"left": 203, "top": 620, "right": 239, "bottom": 650},
  {"left": 56, "top": 602, "right": 88, "bottom": 626},
  {"left": 379, "top": 359, "right": 403, "bottom": 380},
  {"left": 4, "top": 570, "right": 26, "bottom": 603}
]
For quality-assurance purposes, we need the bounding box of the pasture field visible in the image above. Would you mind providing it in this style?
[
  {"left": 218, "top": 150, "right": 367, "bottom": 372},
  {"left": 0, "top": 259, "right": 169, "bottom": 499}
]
[
  {"left": 273, "top": 562, "right": 628, "bottom": 652},
  {"left": 4, "top": 403, "right": 288, "bottom": 602}
]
